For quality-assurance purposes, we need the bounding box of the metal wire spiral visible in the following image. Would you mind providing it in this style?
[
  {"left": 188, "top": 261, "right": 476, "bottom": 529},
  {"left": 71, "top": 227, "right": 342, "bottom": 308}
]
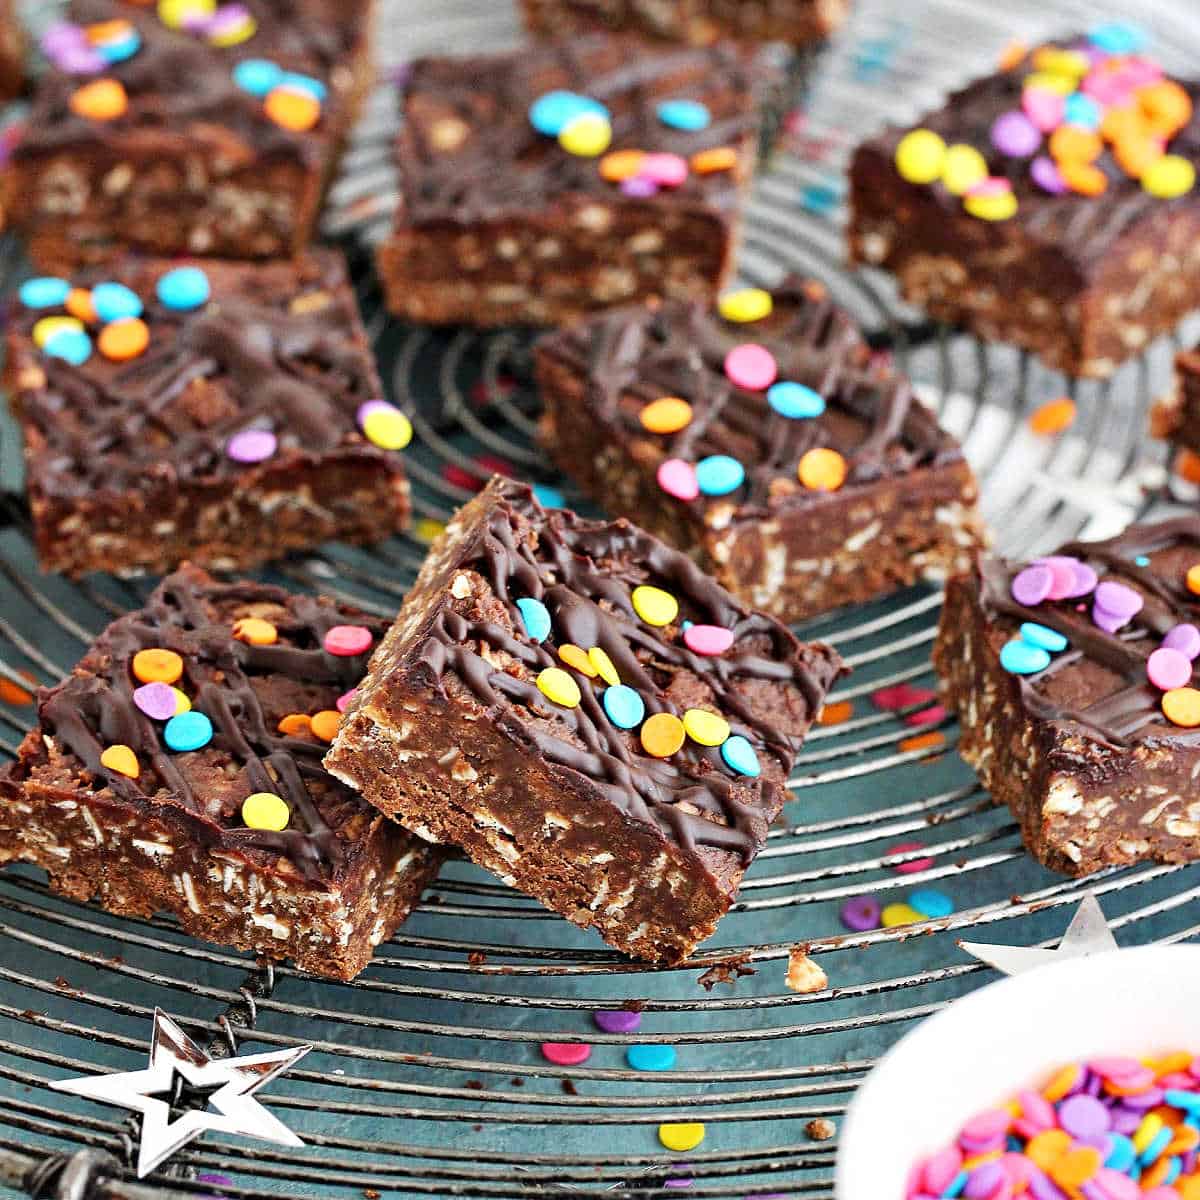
[{"left": 3, "top": 0, "right": 1200, "bottom": 1196}]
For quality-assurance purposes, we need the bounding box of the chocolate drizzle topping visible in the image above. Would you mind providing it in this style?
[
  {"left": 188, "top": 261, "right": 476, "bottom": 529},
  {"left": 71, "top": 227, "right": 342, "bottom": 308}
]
[
  {"left": 396, "top": 33, "right": 766, "bottom": 223},
  {"left": 14, "top": 254, "right": 394, "bottom": 499},
  {"left": 35, "top": 565, "right": 385, "bottom": 880},
  {"left": 414, "top": 481, "right": 843, "bottom": 862},
  {"left": 978, "top": 516, "right": 1200, "bottom": 751},
  {"left": 15, "top": 0, "right": 363, "bottom": 167},
  {"left": 540, "top": 278, "right": 962, "bottom": 514}
]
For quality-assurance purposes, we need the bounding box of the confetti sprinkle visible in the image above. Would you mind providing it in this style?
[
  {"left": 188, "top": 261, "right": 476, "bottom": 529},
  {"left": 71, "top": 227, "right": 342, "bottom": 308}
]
[
  {"left": 100, "top": 744, "right": 139, "bottom": 778},
  {"left": 91, "top": 281, "right": 143, "bottom": 323},
  {"left": 894, "top": 128, "right": 946, "bottom": 183},
  {"left": 881, "top": 902, "right": 923, "bottom": 927},
  {"left": 560, "top": 111, "right": 612, "bottom": 157},
  {"left": 724, "top": 343, "right": 778, "bottom": 391},
  {"left": 537, "top": 667, "right": 582, "bottom": 709},
  {"left": 69, "top": 78, "right": 128, "bottom": 120},
  {"left": 323, "top": 626, "right": 374, "bottom": 657},
  {"left": 133, "top": 681, "right": 178, "bottom": 720},
  {"left": 1030, "top": 396, "right": 1077, "bottom": 435},
  {"left": 516, "top": 598, "right": 552, "bottom": 643},
  {"left": 798, "top": 447, "right": 847, "bottom": 492},
  {"left": 627, "top": 1044, "right": 676, "bottom": 1071},
  {"left": 1163, "top": 687, "right": 1200, "bottom": 728},
  {"left": 540, "top": 1042, "right": 591, "bottom": 1066},
  {"left": 695, "top": 455, "right": 745, "bottom": 496},
  {"left": 683, "top": 625, "right": 734, "bottom": 657},
  {"left": 232, "top": 617, "right": 277, "bottom": 646},
  {"left": 840, "top": 895, "right": 881, "bottom": 931},
  {"left": 1000, "top": 639, "right": 1051, "bottom": 674},
  {"left": 98, "top": 317, "right": 149, "bottom": 362},
  {"left": 682, "top": 708, "right": 730, "bottom": 747},
  {"left": 529, "top": 91, "right": 608, "bottom": 137},
  {"left": 594, "top": 1009, "right": 641, "bottom": 1033},
  {"left": 641, "top": 712, "right": 685, "bottom": 758},
  {"left": 887, "top": 841, "right": 934, "bottom": 873},
  {"left": 907, "top": 888, "right": 954, "bottom": 918},
  {"left": 817, "top": 700, "right": 854, "bottom": 726},
  {"left": 657, "top": 99, "right": 711, "bottom": 131},
  {"left": 718, "top": 288, "right": 772, "bottom": 323},
  {"left": 631, "top": 585, "right": 679, "bottom": 627},
  {"left": 132, "top": 648, "right": 184, "bottom": 685},
  {"left": 19, "top": 277, "right": 71, "bottom": 308},
  {"left": 899, "top": 730, "right": 946, "bottom": 754},
  {"left": 768, "top": 381, "right": 825, "bottom": 419},
  {"left": 640, "top": 397, "right": 693, "bottom": 433},
  {"left": 164, "top": 710, "right": 213, "bottom": 753},
  {"left": 659, "top": 1123, "right": 705, "bottom": 1152},
  {"left": 657, "top": 458, "right": 700, "bottom": 501},
  {"left": 603, "top": 684, "right": 645, "bottom": 730},
  {"left": 156, "top": 266, "right": 211, "bottom": 311},
  {"left": 358, "top": 401, "right": 413, "bottom": 450},
  {"left": 242, "top": 791, "right": 289, "bottom": 831},
  {"left": 309, "top": 710, "right": 341, "bottom": 741},
  {"left": 720, "top": 735, "right": 760, "bottom": 777}
]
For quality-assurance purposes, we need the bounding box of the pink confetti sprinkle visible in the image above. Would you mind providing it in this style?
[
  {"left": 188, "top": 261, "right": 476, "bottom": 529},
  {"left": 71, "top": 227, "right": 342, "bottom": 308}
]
[
  {"left": 724, "top": 344, "right": 778, "bottom": 391},
  {"left": 540, "top": 1042, "right": 591, "bottom": 1066},
  {"left": 1038, "top": 557, "right": 1078, "bottom": 601},
  {"left": 1089, "top": 1056, "right": 1145, "bottom": 1080},
  {"left": 323, "top": 625, "right": 373, "bottom": 657},
  {"left": 888, "top": 840, "right": 935, "bottom": 874},
  {"left": 336, "top": 688, "right": 356, "bottom": 713},
  {"left": 921, "top": 1146, "right": 963, "bottom": 1195},
  {"left": 1022, "top": 86, "right": 1065, "bottom": 133},
  {"left": 683, "top": 624, "right": 735, "bottom": 656},
  {"left": 871, "top": 683, "right": 938, "bottom": 711},
  {"left": 1148, "top": 646, "right": 1192, "bottom": 691},
  {"left": 960, "top": 1109, "right": 1011, "bottom": 1144},
  {"left": 639, "top": 152, "right": 688, "bottom": 187},
  {"left": 657, "top": 458, "right": 700, "bottom": 501},
  {"left": 904, "top": 704, "right": 946, "bottom": 728}
]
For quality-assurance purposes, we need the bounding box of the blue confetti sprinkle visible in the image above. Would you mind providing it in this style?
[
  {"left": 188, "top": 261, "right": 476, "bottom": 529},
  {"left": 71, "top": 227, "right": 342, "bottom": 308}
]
[
  {"left": 907, "top": 888, "right": 954, "bottom": 918},
  {"left": 164, "top": 711, "right": 213, "bottom": 753},
  {"left": 233, "top": 58, "right": 284, "bottom": 97},
  {"left": 278, "top": 72, "right": 327, "bottom": 101},
  {"left": 96, "top": 31, "right": 140, "bottom": 62},
  {"left": 156, "top": 266, "right": 211, "bottom": 312},
  {"left": 999, "top": 639, "right": 1050, "bottom": 675},
  {"left": 532, "top": 483, "right": 565, "bottom": 509},
  {"left": 91, "top": 282, "right": 143, "bottom": 323},
  {"left": 529, "top": 90, "right": 609, "bottom": 136},
  {"left": 626, "top": 1044, "right": 676, "bottom": 1071},
  {"left": 43, "top": 328, "right": 92, "bottom": 365},
  {"left": 19, "top": 277, "right": 71, "bottom": 309},
  {"left": 1088, "top": 21, "right": 1147, "bottom": 55},
  {"left": 1135, "top": 555, "right": 1151, "bottom": 567},
  {"left": 1105, "top": 1134, "right": 1136, "bottom": 1172},
  {"left": 1019, "top": 622, "right": 1068, "bottom": 653},
  {"left": 721, "top": 735, "right": 760, "bottom": 777},
  {"left": 695, "top": 455, "right": 745, "bottom": 496},
  {"left": 603, "top": 684, "right": 645, "bottom": 731},
  {"left": 1063, "top": 92, "right": 1102, "bottom": 129},
  {"left": 516, "top": 597, "right": 552, "bottom": 643},
  {"left": 800, "top": 183, "right": 841, "bottom": 215},
  {"left": 656, "top": 99, "right": 711, "bottom": 132},
  {"left": 768, "top": 381, "right": 825, "bottom": 420}
]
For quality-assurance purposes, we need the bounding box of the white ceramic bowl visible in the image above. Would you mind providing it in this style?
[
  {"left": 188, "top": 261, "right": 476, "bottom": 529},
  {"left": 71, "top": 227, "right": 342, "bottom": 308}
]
[{"left": 836, "top": 945, "right": 1200, "bottom": 1200}]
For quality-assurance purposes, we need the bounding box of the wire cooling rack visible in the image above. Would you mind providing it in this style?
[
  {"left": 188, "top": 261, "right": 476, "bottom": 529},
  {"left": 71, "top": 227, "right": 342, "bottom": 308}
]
[{"left": 4, "top": 0, "right": 1200, "bottom": 1197}]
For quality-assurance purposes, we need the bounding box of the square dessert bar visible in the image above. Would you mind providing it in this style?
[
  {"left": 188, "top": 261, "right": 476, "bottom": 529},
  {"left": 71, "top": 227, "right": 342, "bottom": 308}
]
[
  {"left": 0, "top": 566, "right": 444, "bottom": 980},
  {"left": 535, "top": 278, "right": 987, "bottom": 622},
  {"left": 376, "top": 33, "right": 768, "bottom": 328},
  {"left": 326, "top": 479, "right": 845, "bottom": 964},
  {"left": 5, "top": 0, "right": 373, "bottom": 268},
  {"left": 849, "top": 27, "right": 1200, "bottom": 378},
  {"left": 934, "top": 517, "right": 1200, "bottom": 876},
  {"left": 6, "top": 251, "right": 411, "bottom": 577},
  {"left": 1155, "top": 345, "right": 1200, "bottom": 454},
  {"left": 519, "top": 0, "right": 851, "bottom": 47}
]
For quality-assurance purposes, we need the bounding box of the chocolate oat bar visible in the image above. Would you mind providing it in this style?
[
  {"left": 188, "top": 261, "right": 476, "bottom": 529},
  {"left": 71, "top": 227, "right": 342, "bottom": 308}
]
[
  {"left": 376, "top": 33, "right": 769, "bottom": 327},
  {"left": 1154, "top": 345, "right": 1200, "bottom": 455},
  {"left": 0, "top": 566, "right": 443, "bottom": 980},
  {"left": 6, "top": 251, "right": 411, "bottom": 577},
  {"left": 519, "top": 0, "right": 852, "bottom": 48},
  {"left": 934, "top": 517, "right": 1200, "bottom": 875},
  {"left": 535, "top": 278, "right": 986, "bottom": 622},
  {"left": 849, "top": 26, "right": 1200, "bottom": 378},
  {"left": 6, "top": 0, "right": 373, "bottom": 269},
  {"left": 326, "top": 479, "right": 844, "bottom": 964}
]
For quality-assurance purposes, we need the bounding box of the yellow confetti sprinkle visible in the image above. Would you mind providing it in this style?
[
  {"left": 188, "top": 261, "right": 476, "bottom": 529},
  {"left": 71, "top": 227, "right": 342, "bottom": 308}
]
[
  {"left": 941, "top": 144, "right": 989, "bottom": 195},
  {"left": 682, "top": 708, "right": 731, "bottom": 747},
  {"left": 100, "top": 744, "right": 139, "bottom": 779},
  {"left": 631, "top": 585, "right": 679, "bottom": 627},
  {"left": 362, "top": 407, "right": 413, "bottom": 450},
  {"left": 589, "top": 647, "right": 619, "bottom": 686},
  {"left": 559, "top": 112, "right": 612, "bottom": 157},
  {"left": 894, "top": 128, "right": 946, "bottom": 184},
  {"left": 33, "top": 316, "right": 84, "bottom": 349},
  {"left": 242, "top": 791, "right": 290, "bottom": 831},
  {"left": 718, "top": 288, "right": 773, "bottom": 324},
  {"left": 558, "top": 644, "right": 598, "bottom": 676},
  {"left": 659, "top": 1123, "right": 705, "bottom": 1152},
  {"left": 1143, "top": 154, "right": 1196, "bottom": 199},
  {"left": 537, "top": 667, "right": 582, "bottom": 708},
  {"left": 881, "top": 902, "right": 924, "bottom": 927}
]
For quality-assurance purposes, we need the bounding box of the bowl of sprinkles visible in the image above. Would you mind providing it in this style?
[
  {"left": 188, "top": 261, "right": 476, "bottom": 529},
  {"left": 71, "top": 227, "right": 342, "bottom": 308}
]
[{"left": 836, "top": 945, "right": 1200, "bottom": 1200}]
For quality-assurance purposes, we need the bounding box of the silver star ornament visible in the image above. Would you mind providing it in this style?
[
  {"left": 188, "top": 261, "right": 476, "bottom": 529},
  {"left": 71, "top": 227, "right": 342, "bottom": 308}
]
[
  {"left": 52, "top": 1008, "right": 310, "bottom": 1177},
  {"left": 958, "top": 892, "right": 1119, "bottom": 976}
]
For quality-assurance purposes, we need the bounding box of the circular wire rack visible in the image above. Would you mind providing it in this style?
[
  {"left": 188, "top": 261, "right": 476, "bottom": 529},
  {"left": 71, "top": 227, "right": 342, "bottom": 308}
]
[{"left": 3, "top": 0, "right": 1200, "bottom": 1196}]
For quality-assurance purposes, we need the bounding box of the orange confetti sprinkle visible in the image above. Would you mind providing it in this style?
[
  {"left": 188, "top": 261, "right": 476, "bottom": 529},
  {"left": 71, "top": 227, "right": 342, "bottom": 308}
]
[
  {"left": 1178, "top": 448, "right": 1200, "bottom": 484},
  {"left": 65, "top": 288, "right": 96, "bottom": 323},
  {"left": 997, "top": 39, "right": 1027, "bottom": 71},
  {"left": 798, "top": 447, "right": 847, "bottom": 492},
  {"left": 1101, "top": 105, "right": 1143, "bottom": 142},
  {"left": 132, "top": 648, "right": 183, "bottom": 685},
  {"left": 1189, "top": 565, "right": 1200, "bottom": 595},
  {"left": 86, "top": 19, "right": 132, "bottom": 43},
  {"left": 1168, "top": 1126, "right": 1200, "bottom": 1156},
  {"left": 817, "top": 700, "right": 853, "bottom": 726},
  {"left": 1142, "top": 1157, "right": 1174, "bottom": 1190},
  {"left": 1029, "top": 396, "right": 1076, "bottom": 436},
  {"left": 69, "top": 78, "right": 128, "bottom": 121},
  {"left": 1163, "top": 686, "right": 1200, "bottom": 728},
  {"left": 98, "top": 317, "right": 149, "bottom": 361},
  {"left": 599, "top": 149, "right": 645, "bottom": 182},
  {"left": 899, "top": 730, "right": 945, "bottom": 754},
  {"left": 277, "top": 713, "right": 312, "bottom": 736},
  {"left": 1059, "top": 160, "right": 1107, "bottom": 197},
  {"left": 1026, "top": 1129, "right": 1072, "bottom": 1172},
  {"left": 639, "top": 396, "right": 693, "bottom": 434},
  {"left": 1043, "top": 1063, "right": 1083, "bottom": 1102},
  {"left": 309, "top": 709, "right": 341, "bottom": 741},
  {"left": 1149, "top": 1051, "right": 1194, "bottom": 1077},
  {"left": 0, "top": 674, "right": 34, "bottom": 706},
  {"left": 100, "top": 744, "right": 139, "bottom": 778},
  {"left": 232, "top": 617, "right": 278, "bottom": 645},
  {"left": 1049, "top": 1146, "right": 1101, "bottom": 1189},
  {"left": 690, "top": 146, "right": 738, "bottom": 175},
  {"left": 1049, "top": 125, "right": 1102, "bottom": 164},
  {"left": 1138, "top": 80, "right": 1193, "bottom": 137},
  {"left": 264, "top": 87, "right": 320, "bottom": 131},
  {"left": 641, "top": 712, "right": 685, "bottom": 758},
  {"left": 1113, "top": 135, "right": 1163, "bottom": 179}
]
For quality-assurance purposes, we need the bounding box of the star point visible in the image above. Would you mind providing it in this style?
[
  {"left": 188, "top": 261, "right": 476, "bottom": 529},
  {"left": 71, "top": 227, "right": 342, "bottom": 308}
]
[{"left": 51, "top": 1008, "right": 309, "bottom": 1177}]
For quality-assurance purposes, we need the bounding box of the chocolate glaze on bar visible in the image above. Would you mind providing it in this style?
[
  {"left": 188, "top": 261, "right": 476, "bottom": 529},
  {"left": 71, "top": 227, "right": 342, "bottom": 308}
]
[
  {"left": 38, "top": 567, "right": 384, "bottom": 880},
  {"left": 415, "top": 480, "right": 843, "bottom": 860},
  {"left": 15, "top": 0, "right": 359, "bottom": 169},
  {"left": 397, "top": 34, "right": 765, "bottom": 223},
  {"left": 14, "top": 254, "right": 398, "bottom": 501},
  {"left": 862, "top": 38, "right": 1200, "bottom": 271},
  {"left": 977, "top": 516, "right": 1200, "bottom": 751},
  {"left": 542, "top": 278, "right": 961, "bottom": 514}
]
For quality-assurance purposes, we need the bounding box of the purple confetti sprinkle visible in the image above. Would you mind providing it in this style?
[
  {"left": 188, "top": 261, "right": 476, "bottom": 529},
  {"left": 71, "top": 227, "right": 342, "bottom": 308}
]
[
  {"left": 1031, "top": 155, "right": 1068, "bottom": 194},
  {"left": 840, "top": 895, "right": 882, "bottom": 932},
  {"left": 1110, "top": 1108, "right": 1141, "bottom": 1135},
  {"left": 620, "top": 176, "right": 659, "bottom": 197},
  {"left": 991, "top": 110, "right": 1042, "bottom": 157},
  {"left": 1164, "top": 623, "right": 1200, "bottom": 660},
  {"left": 964, "top": 1161, "right": 1005, "bottom": 1198},
  {"left": 133, "top": 681, "right": 178, "bottom": 721},
  {"left": 1118, "top": 1087, "right": 1164, "bottom": 1110},
  {"left": 1094, "top": 580, "right": 1143, "bottom": 620},
  {"left": 1028, "top": 1166, "right": 1069, "bottom": 1200},
  {"left": 593, "top": 1009, "right": 641, "bottom": 1033},
  {"left": 1058, "top": 1094, "right": 1111, "bottom": 1140},
  {"left": 226, "top": 428, "right": 277, "bottom": 463},
  {"left": 1012, "top": 563, "right": 1053, "bottom": 606}
]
